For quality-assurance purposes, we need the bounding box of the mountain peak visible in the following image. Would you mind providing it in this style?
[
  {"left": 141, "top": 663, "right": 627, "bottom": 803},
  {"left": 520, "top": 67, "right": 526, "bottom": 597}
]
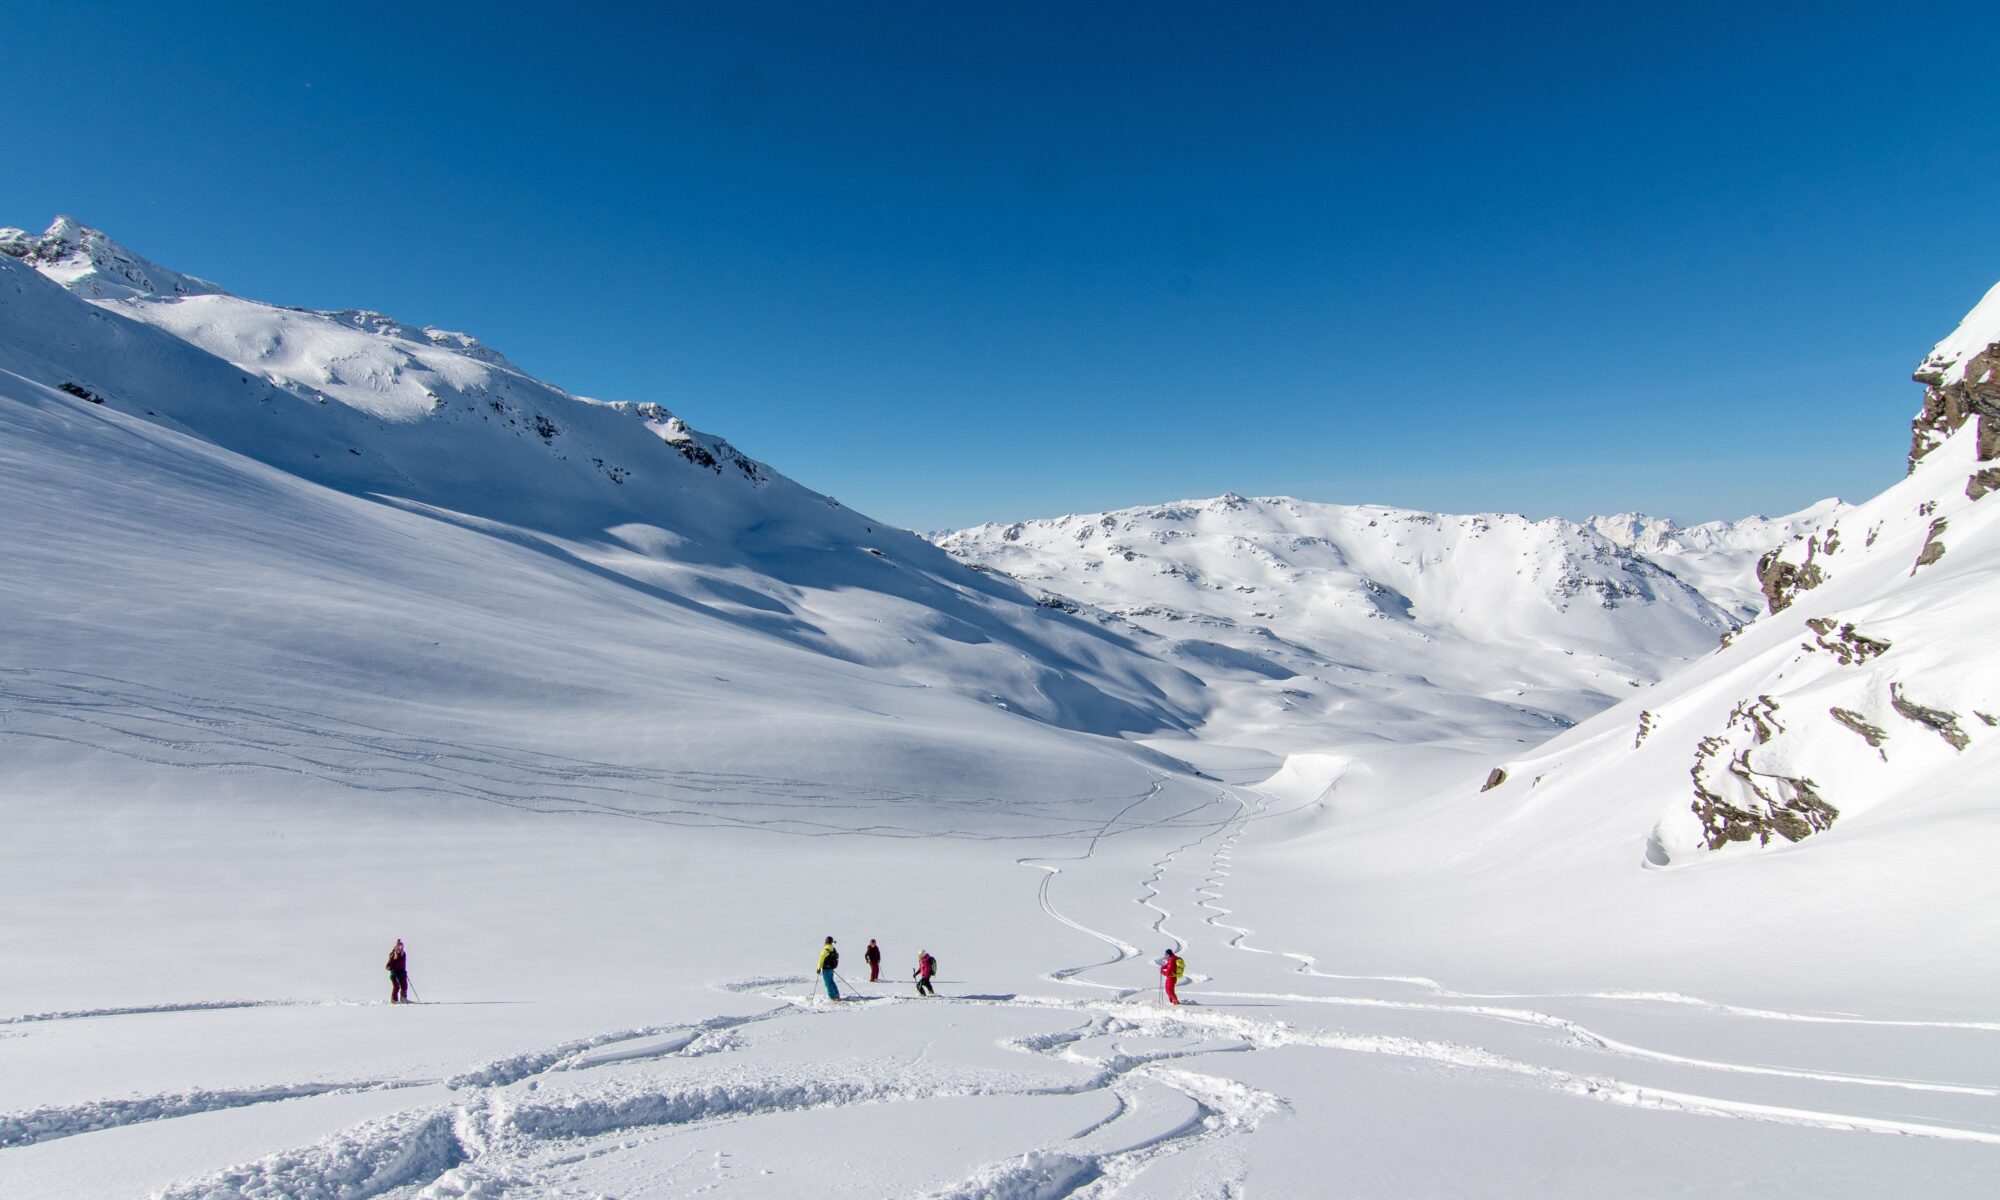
[{"left": 0, "top": 216, "right": 225, "bottom": 300}]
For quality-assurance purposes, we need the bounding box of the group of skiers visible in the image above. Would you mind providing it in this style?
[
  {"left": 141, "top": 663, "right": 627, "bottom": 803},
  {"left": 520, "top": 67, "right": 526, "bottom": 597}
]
[
  {"left": 812, "top": 938, "right": 1185, "bottom": 1004},
  {"left": 817, "top": 936, "right": 935, "bottom": 1000},
  {"left": 381, "top": 936, "right": 1185, "bottom": 1007}
]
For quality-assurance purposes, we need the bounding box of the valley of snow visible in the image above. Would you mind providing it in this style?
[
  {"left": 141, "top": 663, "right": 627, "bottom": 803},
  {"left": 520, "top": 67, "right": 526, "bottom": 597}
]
[{"left": 1, "top": 220, "right": 1993, "bottom": 1198}]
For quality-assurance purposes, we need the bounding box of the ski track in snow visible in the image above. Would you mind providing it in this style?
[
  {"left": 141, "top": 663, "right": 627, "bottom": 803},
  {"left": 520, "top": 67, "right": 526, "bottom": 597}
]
[
  {"left": 0, "top": 999, "right": 338, "bottom": 1025},
  {"left": 1019, "top": 778, "right": 1163, "bottom": 993},
  {"left": 14, "top": 779, "right": 1998, "bottom": 1197},
  {"left": 0, "top": 1081, "right": 427, "bottom": 1149},
  {"left": 128, "top": 985, "right": 1287, "bottom": 1200}
]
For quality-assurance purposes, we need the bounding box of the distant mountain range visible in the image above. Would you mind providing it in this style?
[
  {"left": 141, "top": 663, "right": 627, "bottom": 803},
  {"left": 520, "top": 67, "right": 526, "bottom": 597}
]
[{"left": 937, "top": 494, "right": 1835, "bottom": 750}]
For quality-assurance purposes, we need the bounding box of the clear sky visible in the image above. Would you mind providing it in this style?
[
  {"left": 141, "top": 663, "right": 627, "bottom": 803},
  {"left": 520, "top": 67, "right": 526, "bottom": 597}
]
[{"left": 5, "top": 2, "right": 1997, "bottom": 531}]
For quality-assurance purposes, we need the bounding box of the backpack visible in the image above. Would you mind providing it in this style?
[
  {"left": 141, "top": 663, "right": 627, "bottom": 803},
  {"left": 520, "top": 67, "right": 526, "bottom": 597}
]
[
  {"left": 926, "top": 954, "right": 937, "bottom": 976},
  {"left": 1173, "top": 957, "right": 1186, "bottom": 980},
  {"left": 825, "top": 947, "right": 839, "bottom": 970}
]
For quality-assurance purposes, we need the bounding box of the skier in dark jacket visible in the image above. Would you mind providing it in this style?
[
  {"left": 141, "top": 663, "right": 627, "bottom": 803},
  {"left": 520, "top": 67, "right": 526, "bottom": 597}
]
[
  {"left": 864, "top": 939, "right": 882, "bottom": 982},
  {"left": 386, "top": 939, "right": 409, "bottom": 1004},
  {"left": 913, "top": 950, "right": 937, "bottom": 997}
]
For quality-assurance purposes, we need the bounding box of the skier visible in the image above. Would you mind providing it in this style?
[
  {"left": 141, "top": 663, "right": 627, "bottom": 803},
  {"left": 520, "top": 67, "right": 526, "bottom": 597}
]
[
  {"left": 817, "top": 936, "right": 840, "bottom": 1000},
  {"left": 913, "top": 949, "right": 937, "bottom": 997},
  {"left": 1158, "top": 948, "right": 1183, "bottom": 1005},
  {"left": 865, "top": 938, "right": 882, "bottom": 982},
  {"left": 386, "top": 939, "right": 409, "bottom": 1004}
]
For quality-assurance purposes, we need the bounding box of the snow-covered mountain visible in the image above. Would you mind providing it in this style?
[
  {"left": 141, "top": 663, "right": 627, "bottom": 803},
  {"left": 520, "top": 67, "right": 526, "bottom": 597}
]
[
  {"left": 936, "top": 495, "right": 1808, "bottom": 752},
  {"left": 0, "top": 217, "right": 1212, "bottom": 765}
]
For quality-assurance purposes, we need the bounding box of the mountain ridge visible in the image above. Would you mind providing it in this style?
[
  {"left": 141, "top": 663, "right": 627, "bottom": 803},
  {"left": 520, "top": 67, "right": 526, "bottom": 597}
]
[
  {"left": 934, "top": 491, "right": 1838, "bottom": 751},
  {"left": 0, "top": 217, "right": 1213, "bottom": 744}
]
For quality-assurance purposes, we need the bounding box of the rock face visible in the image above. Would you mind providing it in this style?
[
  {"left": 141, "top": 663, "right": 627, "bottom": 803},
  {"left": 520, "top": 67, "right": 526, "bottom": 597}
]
[
  {"left": 1688, "top": 696, "right": 1838, "bottom": 849},
  {"left": 1755, "top": 542, "right": 1826, "bottom": 613},
  {"left": 1910, "top": 280, "right": 2000, "bottom": 471}
]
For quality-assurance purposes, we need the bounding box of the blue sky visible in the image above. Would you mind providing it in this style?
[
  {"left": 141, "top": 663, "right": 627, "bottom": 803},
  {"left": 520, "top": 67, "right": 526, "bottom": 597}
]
[{"left": 5, "top": 2, "right": 1997, "bottom": 530}]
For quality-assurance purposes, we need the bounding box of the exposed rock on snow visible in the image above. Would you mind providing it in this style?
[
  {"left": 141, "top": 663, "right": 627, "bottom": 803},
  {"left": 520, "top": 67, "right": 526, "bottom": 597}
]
[
  {"left": 1688, "top": 695, "right": 1837, "bottom": 850},
  {"left": 1802, "top": 617, "right": 1891, "bottom": 665},
  {"left": 1888, "top": 684, "right": 1971, "bottom": 752},
  {"left": 1755, "top": 536, "right": 1828, "bottom": 613},
  {"left": 1910, "top": 279, "right": 2000, "bottom": 469}
]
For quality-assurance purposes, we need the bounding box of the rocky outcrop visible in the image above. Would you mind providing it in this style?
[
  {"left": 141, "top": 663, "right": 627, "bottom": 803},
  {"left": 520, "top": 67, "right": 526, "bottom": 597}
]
[
  {"left": 1829, "top": 707, "right": 1889, "bottom": 753},
  {"left": 1889, "top": 684, "right": 1971, "bottom": 751},
  {"left": 1911, "top": 339, "right": 2000, "bottom": 469},
  {"left": 1756, "top": 541, "right": 1825, "bottom": 613},
  {"left": 1689, "top": 696, "right": 1838, "bottom": 849},
  {"left": 1911, "top": 284, "right": 2000, "bottom": 495},
  {"left": 1912, "top": 518, "right": 1949, "bottom": 573},
  {"left": 1802, "top": 617, "right": 1890, "bottom": 665}
]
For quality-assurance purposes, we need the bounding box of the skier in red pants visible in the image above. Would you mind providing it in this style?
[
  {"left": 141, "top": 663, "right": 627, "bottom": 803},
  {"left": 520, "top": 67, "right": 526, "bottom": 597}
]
[
  {"left": 1159, "top": 948, "right": 1182, "bottom": 1005},
  {"left": 865, "top": 938, "right": 882, "bottom": 982}
]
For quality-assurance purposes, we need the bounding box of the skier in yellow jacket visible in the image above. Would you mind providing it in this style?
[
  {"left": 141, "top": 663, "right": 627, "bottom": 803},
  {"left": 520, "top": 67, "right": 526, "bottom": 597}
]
[{"left": 817, "top": 936, "right": 840, "bottom": 1000}]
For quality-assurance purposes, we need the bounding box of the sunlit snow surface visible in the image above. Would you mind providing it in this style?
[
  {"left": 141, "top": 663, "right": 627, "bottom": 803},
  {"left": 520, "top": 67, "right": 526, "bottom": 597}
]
[{"left": 1, "top": 222, "right": 1995, "bottom": 1197}]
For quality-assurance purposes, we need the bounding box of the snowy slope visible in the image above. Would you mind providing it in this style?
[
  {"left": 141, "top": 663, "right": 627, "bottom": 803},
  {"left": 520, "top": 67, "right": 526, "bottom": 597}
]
[
  {"left": 938, "top": 495, "right": 1752, "bottom": 752},
  {"left": 0, "top": 218, "right": 1207, "bottom": 741},
  {"left": 1471, "top": 294, "right": 2000, "bottom": 871}
]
